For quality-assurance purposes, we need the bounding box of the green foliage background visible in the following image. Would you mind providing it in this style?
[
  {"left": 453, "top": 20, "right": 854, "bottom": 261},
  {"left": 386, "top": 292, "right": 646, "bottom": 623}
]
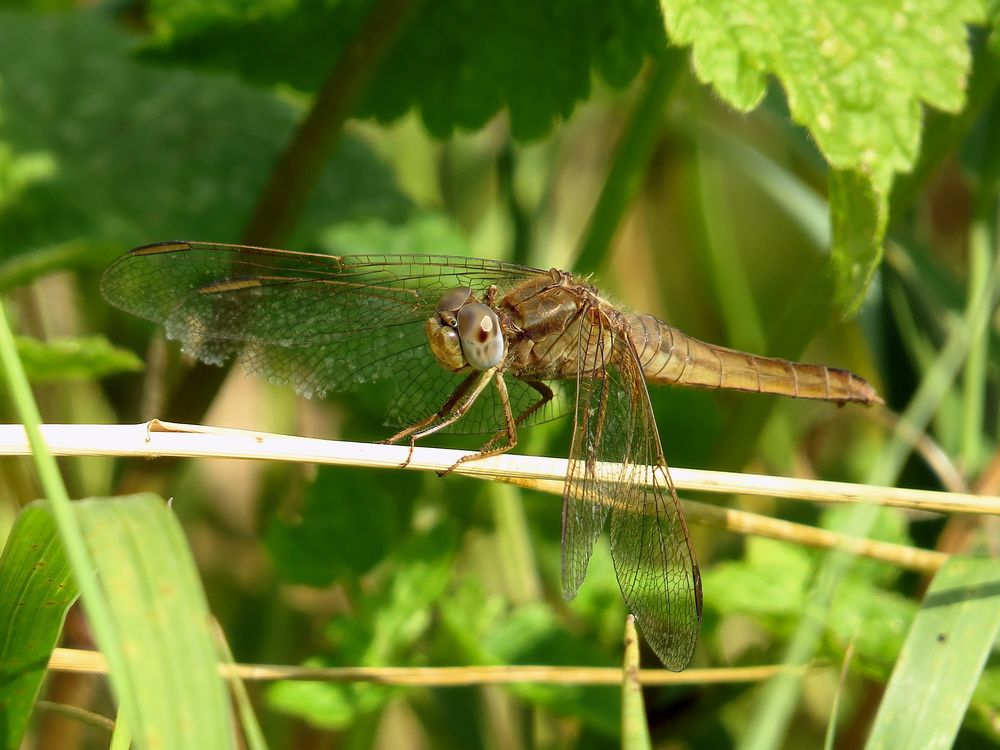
[{"left": 1, "top": 0, "right": 999, "bottom": 748}]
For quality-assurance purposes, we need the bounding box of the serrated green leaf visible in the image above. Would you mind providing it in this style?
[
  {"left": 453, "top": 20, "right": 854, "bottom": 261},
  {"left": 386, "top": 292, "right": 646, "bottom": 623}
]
[
  {"left": 145, "top": 0, "right": 666, "bottom": 140},
  {"left": 662, "top": 0, "right": 986, "bottom": 191},
  {"left": 16, "top": 335, "right": 143, "bottom": 382},
  {"left": 829, "top": 168, "right": 887, "bottom": 314},
  {"left": 0, "top": 10, "right": 410, "bottom": 265},
  {"left": 866, "top": 557, "right": 1000, "bottom": 750},
  {"left": 0, "top": 503, "right": 79, "bottom": 750}
]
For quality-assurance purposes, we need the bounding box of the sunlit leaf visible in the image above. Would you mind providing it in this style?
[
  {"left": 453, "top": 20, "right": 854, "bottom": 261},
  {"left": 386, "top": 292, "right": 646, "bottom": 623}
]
[{"left": 661, "top": 0, "right": 985, "bottom": 191}]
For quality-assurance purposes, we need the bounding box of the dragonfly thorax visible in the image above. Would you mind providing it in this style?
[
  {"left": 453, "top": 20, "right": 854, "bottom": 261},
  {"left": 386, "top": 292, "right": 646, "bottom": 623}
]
[{"left": 426, "top": 287, "right": 505, "bottom": 372}]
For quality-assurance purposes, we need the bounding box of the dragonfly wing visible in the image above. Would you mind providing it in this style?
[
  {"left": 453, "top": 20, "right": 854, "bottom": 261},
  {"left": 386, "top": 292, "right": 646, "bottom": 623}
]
[
  {"left": 101, "top": 241, "right": 540, "bottom": 401},
  {"left": 562, "top": 305, "right": 615, "bottom": 599},
  {"left": 563, "top": 307, "right": 702, "bottom": 671}
]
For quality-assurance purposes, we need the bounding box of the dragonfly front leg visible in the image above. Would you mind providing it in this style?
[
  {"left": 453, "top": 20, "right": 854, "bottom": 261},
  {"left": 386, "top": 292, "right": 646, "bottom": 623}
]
[{"left": 382, "top": 368, "right": 496, "bottom": 466}]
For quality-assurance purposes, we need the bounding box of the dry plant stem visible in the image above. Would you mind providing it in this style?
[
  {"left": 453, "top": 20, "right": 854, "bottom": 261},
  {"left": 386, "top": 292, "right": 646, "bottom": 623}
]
[
  {"left": 0, "top": 421, "right": 993, "bottom": 515},
  {"left": 505, "top": 476, "right": 946, "bottom": 574},
  {"left": 48, "top": 648, "right": 809, "bottom": 687}
]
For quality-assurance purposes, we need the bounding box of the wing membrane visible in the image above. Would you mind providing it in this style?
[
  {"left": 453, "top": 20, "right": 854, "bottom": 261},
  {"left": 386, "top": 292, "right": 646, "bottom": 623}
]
[
  {"left": 562, "top": 307, "right": 702, "bottom": 671},
  {"left": 101, "top": 241, "right": 552, "bottom": 421}
]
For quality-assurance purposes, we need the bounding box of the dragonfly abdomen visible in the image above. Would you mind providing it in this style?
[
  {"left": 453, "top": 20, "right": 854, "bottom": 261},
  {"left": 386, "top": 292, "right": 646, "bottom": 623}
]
[{"left": 628, "top": 314, "right": 882, "bottom": 406}]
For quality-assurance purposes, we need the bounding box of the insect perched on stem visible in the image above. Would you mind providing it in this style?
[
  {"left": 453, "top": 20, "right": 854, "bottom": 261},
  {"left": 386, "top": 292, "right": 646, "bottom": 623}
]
[{"left": 103, "top": 241, "right": 881, "bottom": 670}]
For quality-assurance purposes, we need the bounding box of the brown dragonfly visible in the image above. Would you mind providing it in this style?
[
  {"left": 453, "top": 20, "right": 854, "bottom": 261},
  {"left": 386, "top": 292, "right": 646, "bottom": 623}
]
[{"left": 101, "top": 241, "right": 881, "bottom": 670}]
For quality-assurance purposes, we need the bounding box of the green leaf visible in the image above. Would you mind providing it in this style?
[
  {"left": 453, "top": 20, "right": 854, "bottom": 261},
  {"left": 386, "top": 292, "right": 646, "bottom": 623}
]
[
  {"left": 0, "top": 503, "right": 79, "bottom": 750},
  {"left": 145, "top": 0, "right": 667, "bottom": 139},
  {"left": 16, "top": 335, "right": 144, "bottom": 382},
  {"left": 268, "top": 522, "right": 456, "bottom": 728},
  {"left": 266, "top": 467, "right": 407, "bottom": 586},
  {"left": 661, "top": 0, "right": 986, "bottom": 191},
  {"left": 828, "top": 168, "right": 887, "bottom": 314},
  {"left": 827, "top": 581, "right": 916, "bottom": 681},
  {"left": 703, "top": 538, "right": 812, "bottom": 625},
  {"left": 0, "top": 10, "right": 410, "bottom": 267},
  {"left": 865, "top": 556, "right": 1000, "bottom": 750},
  {"left": 76, "top": 494, "right": 237, "bottom": 750}
]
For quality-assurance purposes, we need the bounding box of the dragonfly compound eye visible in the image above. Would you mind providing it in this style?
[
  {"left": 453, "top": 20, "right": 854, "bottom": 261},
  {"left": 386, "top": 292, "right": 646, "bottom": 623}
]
[
  {"left": 436, "top": 287, "right": 473, "bottom": 315},
  {"left": 457, "top": 303, "right": 505, "bottom": 369}
]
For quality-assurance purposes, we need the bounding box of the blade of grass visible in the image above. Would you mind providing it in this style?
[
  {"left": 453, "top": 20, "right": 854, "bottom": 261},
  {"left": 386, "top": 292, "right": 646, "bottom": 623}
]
[
  {"left": 690, "top": 135, "right": 796, "bottom": 463},
  {"left": 75, "top": 494, "right": 237, "bottom": 750},
  {"left": 109, "top": 709, "right": 131, "bottom": 750},
  {"left": 741, "top": 214, "right": 1000, "bottom": 750},
  {"left": 0, "top": 503, "right": 78, "bottom": 749},
  {"left": 961, "top": 220, "right": 990, "bottom": 472},
  {"left": 865, "top": 557, "right": 1000, "bottom": 750},
  {"left": 0, "top": 297, "right": 138, "bottom": 741},
  {"left": 621, "top": 616, "right": 652, "bottom": 750},
  {"left": 212, "top": 621, "right": 268, "bottom": 750},
  {"left": 574, "top": 48, "right": 685, "bottom": 275}
]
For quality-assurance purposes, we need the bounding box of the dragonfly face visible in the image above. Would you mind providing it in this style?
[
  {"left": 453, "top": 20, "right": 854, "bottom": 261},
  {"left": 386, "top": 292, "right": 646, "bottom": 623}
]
[{"left": 426, "top": 287, "right": 506, "bottom": 372}]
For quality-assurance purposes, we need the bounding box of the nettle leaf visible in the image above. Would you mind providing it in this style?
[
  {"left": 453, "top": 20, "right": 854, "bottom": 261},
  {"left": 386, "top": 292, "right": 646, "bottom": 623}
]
[
  {"left": 662, "top": 0, "right": 984, "bottom": 187},
  {"left": 145, "top": 0, "right": 666, "bottom": 139},
  {"left": 0, "top": 10, "right": 411, "bottom": 273},
  {"left": 661, "top": 0, "right": 986, "bottom": 312}
]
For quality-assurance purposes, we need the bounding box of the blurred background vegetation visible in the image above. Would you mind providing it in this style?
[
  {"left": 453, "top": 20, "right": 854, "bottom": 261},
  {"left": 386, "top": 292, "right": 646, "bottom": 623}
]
[{"left": 1, "top": 0, "right": 1000, "bottom": 748}]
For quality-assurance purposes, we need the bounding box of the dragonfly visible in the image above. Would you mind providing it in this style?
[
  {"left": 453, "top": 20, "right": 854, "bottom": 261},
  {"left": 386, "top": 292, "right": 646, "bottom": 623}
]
[{"left": 101, "top": 241, "right": 882, "bottom": 670}]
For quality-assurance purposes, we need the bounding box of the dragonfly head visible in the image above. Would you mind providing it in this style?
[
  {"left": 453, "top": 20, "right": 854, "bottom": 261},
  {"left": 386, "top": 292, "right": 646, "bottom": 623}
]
[{"left": 427, "top": 287, "right": 505, "bottom": 372}]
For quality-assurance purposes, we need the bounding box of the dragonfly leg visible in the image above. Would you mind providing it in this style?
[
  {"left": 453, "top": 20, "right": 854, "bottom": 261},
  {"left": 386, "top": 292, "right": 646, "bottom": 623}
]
[
  {"left": 380, "top": 370, "right": 485, "bottom": 466},
  {"left": 382, "top": 368, "right": 497, "bottom": 468},
  {"left": 468, "top": 378, "right": 554, "bottom": 460},
  {"left": 514, "top": 380, "right": 555, "bottom": 427},
  {"left": 442, "top": 371, "right": 520, "bottom": 475}
]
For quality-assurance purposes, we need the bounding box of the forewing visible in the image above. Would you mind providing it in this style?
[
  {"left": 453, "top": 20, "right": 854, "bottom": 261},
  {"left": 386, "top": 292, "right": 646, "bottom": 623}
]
[
  {"left": 101, "top": 241, "right": 541, "bottom": 401},
  {"left": 562, "top": 307, "right": 702, "bottom": 671}
]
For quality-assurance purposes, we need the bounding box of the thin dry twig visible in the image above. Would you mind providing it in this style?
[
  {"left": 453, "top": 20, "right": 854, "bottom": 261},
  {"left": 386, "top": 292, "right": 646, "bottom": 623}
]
[{"left": 48, "top": 647, "right": 811, "bottom": 687}]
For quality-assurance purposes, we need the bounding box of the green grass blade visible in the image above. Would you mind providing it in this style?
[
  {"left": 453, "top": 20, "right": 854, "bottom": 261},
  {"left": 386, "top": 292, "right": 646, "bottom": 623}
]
[
  {"left": 865, "top": 557, "right": 1000, "bottom": 750},
  {"left": 75, "top": 494, "right": 237, "bottom": 750},
  {"left": 574, "top": 48, "right": 685, "bottom": 275},
  {"left": 0, "top": 503, "right": 79, "bottom": 750},
  {"left": 621, "top": 616, "right": 651, "bottom": 750}
]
